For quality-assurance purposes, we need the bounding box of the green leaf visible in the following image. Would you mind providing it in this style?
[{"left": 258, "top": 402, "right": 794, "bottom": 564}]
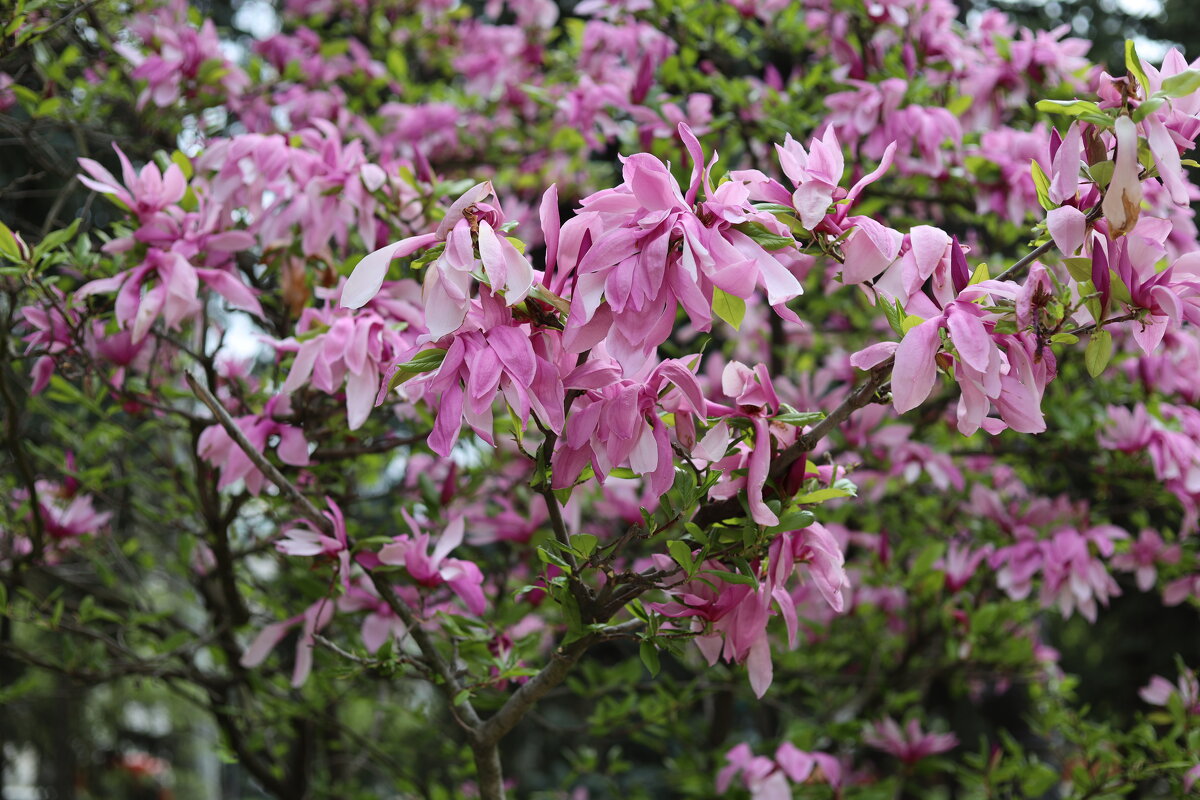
[
  {"left": 34, "top": 218, "right": 80, "bottom": 259},
  {"left": 1021, "top": 763, "right": 1059, "bottom": 797},
  {"left": 1050, "top": 332, "right": 1079, "bottom": 344},
  {"left": 639, "top": 641, "right": 661, "bottom": 677},
  {"left": 35, "top": 96, "right": 61, "bottom": 116},
  {"left": 702, "top": 569, "right": 757, "bottom": 587},
  {"left": 171, "top": 150, "right": 194, "bottom": 181},
  {"left": 667, "top": 540, "right": 696, "bottom": 576},
  {"left": 1030, "top": 159, "right": 1052, "bottom": 211},
  {"left": 0, "top": 221, "right": 21, "bottom": 261},
  {"left": 1125, "top": 40, "right": 1151, "bottom": 95},
  {"left": 734, "top": 221, "right": 795, "bottom": 251},
  {"left": 1035, "top": 99, "right": 1104, "bottom": 118},
  {"left": 1161, "top": 69, "right": 1200, "bottom": 98},
  {"left": 774, "top": 405, "right": 824, "bottom": 427},
  {"left": 880, "top": 296, "right": 904, "bottom": 335},
  {"left": 767, "top": 510, "right": 815, "bottom": 533},
  {"left": 1085, "top": 329, "right": 1113, "bottom": 377},
  {"left": 1087, "top": 160, "right": 1115, "bottom": 189},
  {"left": 1132, "top": 95, "right": 1166, "bottom": 122},
  {"left": 1063, "top": 256, "right": 1093, "bottom": 283},
  {"left": 969, "top": 262, "right": 990, "bottom": 285},
  {"left": 900, "top": 314, "right": 925, "bottom": 334},
  {"left": 536, "top": 545, "right": 572, "bottom": 573},
  {"left": 383, "top": 348, "right": 447, "bottom": 393},
  {"left": 712, "top": 288, "right": 746, "bottom": 330},
  {"left": 570, "top": 533, "right": 598, "bottom": 558},
  {"left": 794, "top": 487, "right": 852, "bottom": 504},
  {"left": 453, "top": 689, "right": 473, "bottom": 706},
  {"left": 912, "top": 543, "right": 945, "bottom": 575},
  {"left": 946, "top": 94, "right": 973, "bottom": 116}
]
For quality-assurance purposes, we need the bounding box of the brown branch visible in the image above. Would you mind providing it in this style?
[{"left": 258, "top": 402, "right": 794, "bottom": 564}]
[
  {"left": 185, "top": 370, "right": 487, "bottom": 732},
  {"left": 185, "top": 371, "right": 326, "bottom": 525}
]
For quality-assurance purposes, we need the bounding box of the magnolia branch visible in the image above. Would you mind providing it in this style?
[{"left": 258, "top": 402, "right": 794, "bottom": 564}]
[{"left": 184, "top": 371, "right": 484, "bottom": 731}]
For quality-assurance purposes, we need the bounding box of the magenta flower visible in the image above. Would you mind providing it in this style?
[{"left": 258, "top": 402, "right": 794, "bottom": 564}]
[
  {"left": 864, "top": 717, "right": 958, "bottom": 764},
  {"left": 712, "top": 361, "right": 782, "bottom": 526},
  {"left": 417, "top": 312, "right": 564, "bottom": 457},
  {"left": 715, "top": 744, "right": 789, "bottom": 800},
  {"left": 240, "top": 598, "right": 335, "bottom": 688},
  {"left": 279, "top": 299, "right": 417, "bottom": 430},
  {"left": 338, "top": 581, "right": 411, "bottom": 654},
  {"left": 1164, "top": 574, "right": 1200, "bottom": 606},
  {"left": 1139, "top": 667, "right": 1200, "bottom": 715},
  {"left": 550, "top": 355, "right": 705, "bottom": 495},
  {"left": 276, "top": 497, "right": 351, "bottom": 587},
  {"left": 1102, "top": 116, "right": 1143, "bottom": 238},
  {"left": 196, "top": 396, "right": 311, "bottom": 495},
  {"left": 78, "top": 144, "right": 186, "bottom": 219},
  {"left": 717, "top": 742, "right": 842, "bottom": 798},
  {"left": 342, "top": 181, "right": 534, "bottom": 339},
  {"left": 936, "top": 541, "right": 993, "bottom": 593},
  {"left": 1111, "top": 529, "right": 1181, "bottom": 592},
  {"left": 32, "top": 479, "right": 112, "bottom": 543},
  {"left": 378, "top": 514, "right": 487, "bottom": 616}
]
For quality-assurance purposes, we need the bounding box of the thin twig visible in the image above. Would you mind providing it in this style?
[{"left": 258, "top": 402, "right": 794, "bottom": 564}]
[{"left": 184, "top": 370, "right": 486, "bottom": 734}]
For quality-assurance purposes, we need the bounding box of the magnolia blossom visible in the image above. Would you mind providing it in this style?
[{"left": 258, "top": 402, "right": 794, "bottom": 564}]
[
  {"left": 1140, "top": 668, "right": 1200, "bottom": 715},
  {"left": 78, "top": 144, "right": 186, "bottom": 219},
  {"left": 276, "top": 497, "right": 351, "bottom": 586},
  {"left": 342, "top": 181, "right": 534, "bottom": 339},
  {"left": 241, "top": 599, "right": 335, "bottom": 688},
  {"left": 1111, "top": 529, "right": 1181, "bottom": 592},
  {"left": 863, "top": 717, "right": 958, "bottom": 764},
  {"left": 717, "top": 742, "right": 841, "bottom": 799},
  {"left": 1102, "top": 116, "right": 1143, "bottom": 238},
  {"left": 378, "top": 514, "right": 487, "bottom": 615},
  {"left": 650, "top": 523, "right": 848, "bottom": 698},
  {"left": 197, "top": 396, "right": 310, "bottom": 494}
]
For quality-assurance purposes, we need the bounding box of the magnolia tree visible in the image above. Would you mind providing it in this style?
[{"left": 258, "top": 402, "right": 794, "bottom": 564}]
[{"left": 3, "top": 0, "right": 1200, "bottom": 797}]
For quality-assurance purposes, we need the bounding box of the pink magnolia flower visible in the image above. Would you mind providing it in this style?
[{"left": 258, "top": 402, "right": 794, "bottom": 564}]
[
  {"left": 715, "top": 744, "right": 789, "bottom": 800},
  {"left": 774, "top": 742, "right": 842, "bottom": 788},
  {"left": 17, "top": 293, "right": 77, "bottom": 395},
  {"left": 708, "top": 361, "right": 782, "bottom": 526},
  {"left": 338, "top": 580, "right": 411, "bottom": 654},
  {"left": 378, "top": 514, "right": 487, "bottom": 615},
  {"left": 554, "top": 125, "right": 804, "bottom": 363},
  {"left": 863, "top": 717, "right": 958, "bottom": 764},
  {"left": 196, "top": 396, "right": 311, "bottom": 494},
  {"left": 118, "top": 0, "right": 249, "bottom": 108},
  {"left": 1111, "top": 528, "right": 1181, "bottom": 592},
  {"left": 31, "top": 479, "right": 112, "bottom": 542},
  {"left": 1164, "top": 574, "right": 1200, "bottom": 606},
  {"left": 776, "top": 127, "right": 845, "bottom": 230},
  {"left": 551, "top": 354, "right": 705, "bottom": 495},
  {"left": 769, "top": 522, "right": 851, "bottom": 617},
  {"left": 1038, "top": 527, "right": 1123, "bottom": 622},
  {"left": 1139, "top": 668, "right": 1200, "bottom": 715},
  {"left": 1103, "top": 116, "right": 1143, "bottom": 238},
  {"left": 416, "top": 307, "right": 565, "bottom": 457},
  {"left": 78, "top": 144, "right": 186, "bottom": 220},
  {"left": 1186, "top": 764, "right": 1200, "bottom": 792},
  {"left": 342, "top": 181, "right": 534, "bottom": 339},
  {"left": 936, "top": 541, "right": 993, "bottom": 593},
  {"left": 241, "top": 598, "right": 335, "bottom": 688},
  {"left": 279, "top": 294, "right": 417, "bottom": 430},
  {"left": 276, "top": 497, "right": 351, "bottom": 586},
  {"left": 650, "top": 558, "right": 774, "bottom": 696}
]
